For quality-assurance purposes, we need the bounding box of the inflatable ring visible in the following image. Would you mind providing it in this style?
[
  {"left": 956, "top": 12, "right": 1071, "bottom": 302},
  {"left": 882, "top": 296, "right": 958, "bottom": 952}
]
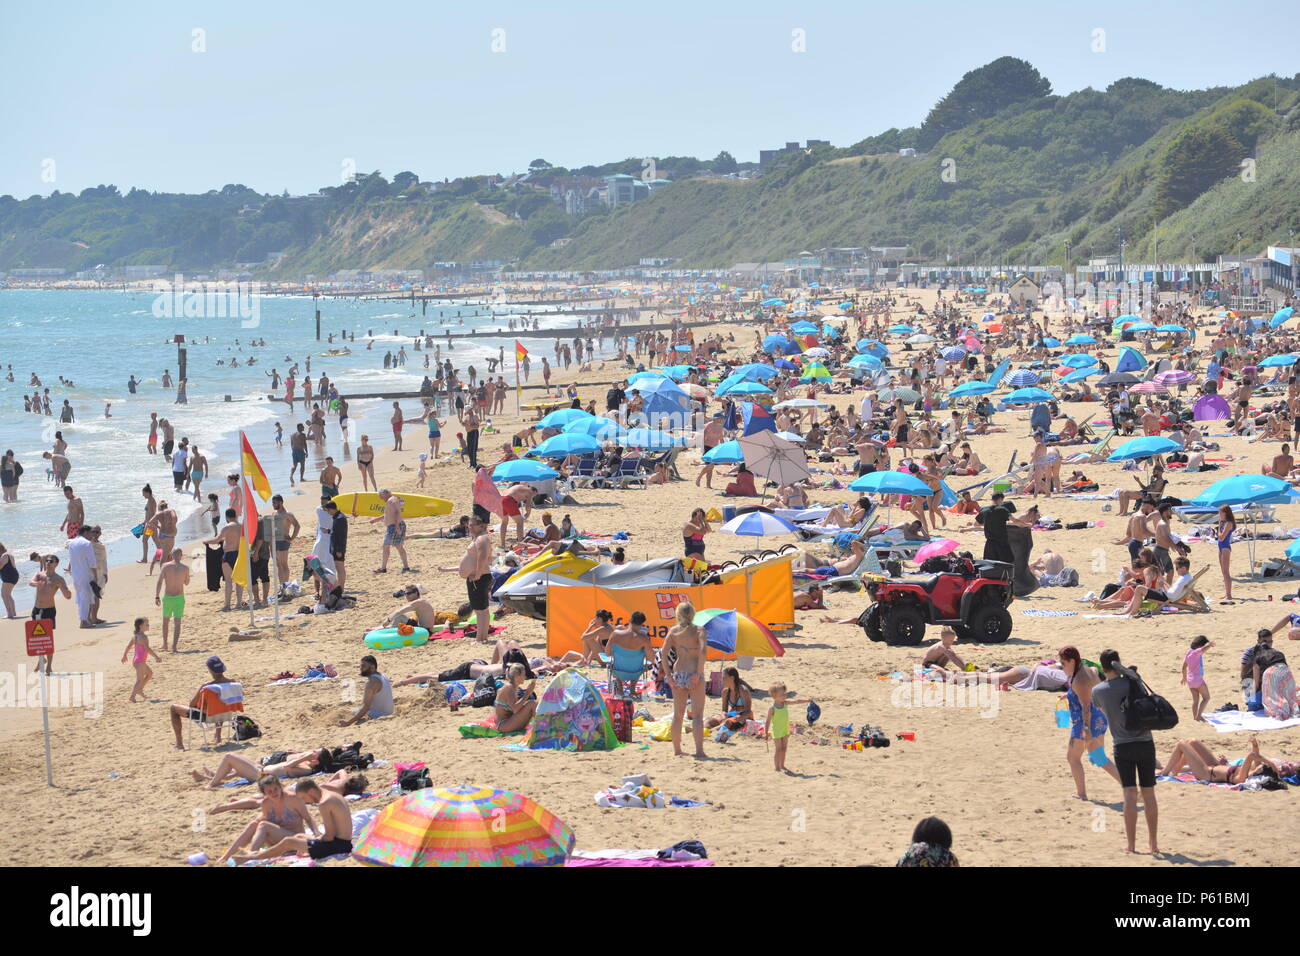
[{"left": 364, "top": 626, "right": 430, "bottom": 650}]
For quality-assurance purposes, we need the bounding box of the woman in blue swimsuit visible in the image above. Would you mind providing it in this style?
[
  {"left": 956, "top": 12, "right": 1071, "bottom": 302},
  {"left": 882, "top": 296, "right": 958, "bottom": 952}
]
[
  {"left": 1216, "top": 505, "right": 1235, "bottom": 604},
  {"left": 1060, "top": 646, "right": 1122, "bottom": 800}
]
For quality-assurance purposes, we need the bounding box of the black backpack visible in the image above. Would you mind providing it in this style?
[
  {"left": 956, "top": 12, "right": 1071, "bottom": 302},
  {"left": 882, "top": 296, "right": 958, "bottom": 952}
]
[
  {"left": 1120, "top": 668, "right": 1180, "bottom": 732},
  {"left": 234, "top": 715, "right": 262, "bottom": 741},
  {"left": 397, "top": 767, "right": 432, "bottom": 791}
]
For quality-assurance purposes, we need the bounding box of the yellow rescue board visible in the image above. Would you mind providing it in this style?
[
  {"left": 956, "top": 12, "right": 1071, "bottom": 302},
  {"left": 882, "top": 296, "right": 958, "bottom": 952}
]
[{"left": 332, "top": 492, "right": 453, "bottom": 518}]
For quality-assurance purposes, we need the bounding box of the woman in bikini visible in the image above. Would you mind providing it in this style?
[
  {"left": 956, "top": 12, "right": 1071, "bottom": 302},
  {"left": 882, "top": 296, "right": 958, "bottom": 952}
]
[
  {"left": 192, "top": 750, "right": 322, "bottom": 790},
  {"left": 705, "top": 666, "right": 754, "bottom": 730},
  {"left": 577, "top": 610, "right": 614, "bottom": 664},
  {"left": 494, "top": 663, "right": 538, "bottom": 734},
  {"left": 356, "top": 435, "right": 377, "bottom": 492},
  {"left": 663, "top": 600, "right": 708, "bottom": 758},
  {"left": 215, "top": 774, "right": 317, "bottom": 864},
  {"left": 1161, "top": 736, "right": 1281, "bottom": 784}
]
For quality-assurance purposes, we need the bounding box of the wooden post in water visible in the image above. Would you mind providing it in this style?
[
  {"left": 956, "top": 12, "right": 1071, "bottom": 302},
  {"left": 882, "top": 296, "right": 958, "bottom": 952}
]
[{"left": 313, "top": 292, "right": 321, "bottom": 340}]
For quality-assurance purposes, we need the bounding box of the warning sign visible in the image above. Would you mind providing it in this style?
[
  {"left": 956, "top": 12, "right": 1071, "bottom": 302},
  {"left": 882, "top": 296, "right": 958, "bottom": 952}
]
[{"left": 25, "top": 619, "right": 54, "bottom": 657}]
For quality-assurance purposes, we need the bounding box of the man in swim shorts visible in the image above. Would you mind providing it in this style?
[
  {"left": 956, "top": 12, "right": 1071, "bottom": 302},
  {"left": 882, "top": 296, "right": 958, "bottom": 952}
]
[
  {"left": 319, "top": 456, "right": 342, "bottom": 500},
  {"left": 373, "top": 489, "right": 414, "bottom": 573},
  {"left": 155, "top": 547, "right": 191, "bottom": 651},
  {"left": 205, "top": 509, "right": 245, "bottom": 612},
  {"left": 233, "top": 779, "right": 353, "bottom": 862},
  {"left": 289, "top": 423, "right": 309, "bottom": 485}
]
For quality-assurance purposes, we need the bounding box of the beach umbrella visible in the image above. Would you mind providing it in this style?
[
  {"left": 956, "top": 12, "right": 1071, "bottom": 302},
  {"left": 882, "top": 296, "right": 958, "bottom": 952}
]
[
  {"left": 626, "top": 370, "right": 661, "bottom": 384},
  {"left": 1127, "top": 381, "right": 1167, "bottom": 395},
  {"left": 1061, "top": 368, "right": 1104, "bottom": 384},
  {"left": 802, "top": 346, "right": 831, "bottom": 358},
  {"left": 760, "top": 297, "right": 785, "bottom": 306},
  {"left": 529, "top": 433, "right": 600, "bottom": 459},
  {"left": 1098, "top": 372, "right": 1140, "bottom": 387},
  {"left": 1269, "top": 306, "right": 1295, "bottom": 329},
  {"left": 798, "top": 364, "right": 832, "bottom": 382},
  {"left": 878, "top": 386, "right": 921, "bottom": 404},
  {"left": 351, "top": 784, "right": 574, "bottom": 867},
  {"left": 907, "top": 333, "right": 937, "bottom": 345},
  {"left": 887, "top": 324, "right": 915, "bottom": 334},
  {"left": 914, "top": 538, "right": 959, "bottom": 564},
  {"left": 732, "top": 363, "right": 780, "bottom": 381},
  {"left": 1125, "top": 321, "right": 1156, "bottom": 333},
  {"left": 949, "top": 381, "right": 995, "bottom": 397},
  {"left": 762, "top": 334, "right": 792, "bottom": 353},
  {"left": 1006, "top": 369, "right": 1041, "bottom": 388},
  {"left": 838, "top": 301, "right": 854, "bottom": 309},
  {"left": 681, "top": 382, "right": 712, "bottom": 400},
  {"left": 773, "top": 398, "right": 829, "bottom": 410},
  {"left": 693, "top": 609, "right": 785, "bottom": 657},
  {"left": 563, "top": 416, "right": 623, "bottom": 440},
  {"left": 719, "top": 510, "right": 801, "bottom": 541},
  {"left": 775, "top": 430, "right": 807, "bottom": 443},
  {"left": 1188, "top": 474, "right": 1300, "bottom": 573},
  {"left": 716, "top": 380, "right": 773, "bottom": 398},
  {"left": 773, "top": 358, "right": 800, "bottom": 371},
  {"left": 623, "top": 428, "right": 690, "bottom": 449},
  {"left": 491, "top": 460, "right": 559, "bottom": 483},
  {"left": 1005, "top": 387, "right": 1053, "bottom": 403},
  {"left": 702, "top": 440, "right": 745, "bottom": 463},
  {"left": 790, "top": 321, "right": 819, "bottom": 335},
  {"left": 631, "top": 376, "right": 691, "bottom": 418},
  {"left": 849, "top": 469, "right": 932, "bottom": 496},
  {"left": 1259, "top": 354, "right": 1298, "bottom": 368},
  {"left": 672, "top": 345, "right": 692, "bottom": 353},
  {"left": 1065, "top": 334, "right": 1097, "bottom": 345},
  {"left": 537, "top": 407, "right": 593, "bottom": 429},
  {"left": 846, "top": 354, "right": 882, "bottom": 369},
  {"left": 1107, "top": 436, "right": 1181, "bottom": 462},
  {"left": 1057, "top": 353, "right": 1098, "bottom": 369},
  {"left": 658, "top": 364, "right": 696, "bottom": 381},
  {"left": 1156, "top": 324, "right": 1188, "bottom": 334},
  {"left": 1041, "top": 337, "right": 1061, "bottom": 348},
  {"left": 738, "top": 430, "right": 810, "bottom": 488},
  {"left": 941, "top": 346, "right": 967, "bottom": 361},
  {"left": 1153, "top": 369, "right": 1195, "bottom": 387}
]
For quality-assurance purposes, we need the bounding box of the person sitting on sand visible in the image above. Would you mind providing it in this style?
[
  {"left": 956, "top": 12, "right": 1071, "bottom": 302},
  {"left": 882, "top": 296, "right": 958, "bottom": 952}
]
[
  {"left": 215, "top": 774, "right": 318, "bottom": 864},
  {"left": 340, "top": 655, "right": 394, "bottom": 727},
  {"left": 233, "top": 778, "right": 353, "bottom": 863},
  {"left": 723, "top": 465, "right": 757, "bottom": 497},
  {"left": 705, "top": 666, "right": 755, "bottom": 731},
  {"left": 921, "top": 627, "right": 965, "bottom": 672},
  {"left": 384, "top": 585, "right": 442, "bottom": 630},
  {"left": 1030, "top": 549, "right": 1065, "bottom": 576},
  {"left": 494, "top": 663, "right": 538, "bottom": 733},
  {"left": 1160, "top": 736, "right": 1282, "bottom": 785},
  {"left": 210, "top": 768, "right": 368, "bottom": 816},
  {"left": 576, "top": 609, "right": 615, "bottom": 664},
  {"left": 192, "top": 749, "right": 321, "bottom": 789}
]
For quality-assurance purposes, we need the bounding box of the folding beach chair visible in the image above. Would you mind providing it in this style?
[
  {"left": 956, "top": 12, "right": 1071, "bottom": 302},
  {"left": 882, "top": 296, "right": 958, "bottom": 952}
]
[
  {"left": 187, "top": 682, "right": 246, "bottom": 750},
  {"left": 613, "top": 459, "right": 647, "bottom": 489},
  {"left": 569, "top": 455, "right": 599, "bottom": 488},
  {"left": 606, "top": 644, "right": 649, "bottom": 700}
]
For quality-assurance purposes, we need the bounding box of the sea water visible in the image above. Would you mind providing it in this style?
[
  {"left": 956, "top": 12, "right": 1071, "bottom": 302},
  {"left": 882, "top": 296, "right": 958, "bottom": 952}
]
[{"left": 0, "top": 288, "right": 586, "bottom": 608}]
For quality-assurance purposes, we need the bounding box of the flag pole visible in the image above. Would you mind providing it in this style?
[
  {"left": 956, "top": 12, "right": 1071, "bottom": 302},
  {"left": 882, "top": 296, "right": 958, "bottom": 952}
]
[
  {"left": 241, "top": 435, "right": 254, "bottom": 631},
  {"left": 271, "top": 496, "right": 281, "bottom": 642},
  {"left": 515, "top": 344, "right": 521, "bottom": 416}
]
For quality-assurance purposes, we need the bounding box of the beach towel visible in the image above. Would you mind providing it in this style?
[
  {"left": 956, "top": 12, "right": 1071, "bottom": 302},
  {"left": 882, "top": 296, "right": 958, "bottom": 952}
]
[
  {"left": 566, "top": 853, "right": 713, "bottom": 867},
  {"left": 431, "top": 624, "right": 508, "bottom": 640},
  {"left": 1020, "top": 608, "right": 1078, "bottom": 618},
  {"left": 473, "top": 466, "right": 504, "bottom": 516},
  {"left": 1203, "top": 709, "right": 1300, "bottom": 734},
  {"left": 1156, "top": 772, "right": 1242, "bottom": 791},
  {"left": 458, "top": 716, "right": 525, "bottom": 738},
  {"left": 1262, "top": 664, "right": 1299, "bottom": 720}
]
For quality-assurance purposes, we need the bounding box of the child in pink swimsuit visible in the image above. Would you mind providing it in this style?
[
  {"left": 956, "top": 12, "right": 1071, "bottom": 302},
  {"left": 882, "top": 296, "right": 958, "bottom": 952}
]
[
  {"left": 121, "top": 616, "right": 161, "bottom": 703},
  {"left": 1181, "top": 635, "right": 1213, "bottom": 722}
]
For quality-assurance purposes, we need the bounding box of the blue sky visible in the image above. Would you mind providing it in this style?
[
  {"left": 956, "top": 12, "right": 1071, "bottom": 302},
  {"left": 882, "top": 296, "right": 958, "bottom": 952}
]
[{"left": 2, "top": 0, "right": 1296, "bottom": 197}]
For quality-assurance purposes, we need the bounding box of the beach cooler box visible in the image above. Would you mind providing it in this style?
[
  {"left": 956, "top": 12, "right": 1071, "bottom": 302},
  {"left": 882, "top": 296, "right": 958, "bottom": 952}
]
[
  {"left": 991, "top": 480, "right": 1012, "bottom": 495},
  {"left": 722, "top": 506, "right": 738, "bottom": 522},
  {"left": 602, "top": 694, "right": 634, "bottom": 743}
]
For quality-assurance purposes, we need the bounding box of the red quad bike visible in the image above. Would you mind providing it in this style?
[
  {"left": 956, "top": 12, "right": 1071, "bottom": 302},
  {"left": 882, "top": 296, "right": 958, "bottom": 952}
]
[{"left": 859, "top": 556, "right": 1014, "bottom": 646}]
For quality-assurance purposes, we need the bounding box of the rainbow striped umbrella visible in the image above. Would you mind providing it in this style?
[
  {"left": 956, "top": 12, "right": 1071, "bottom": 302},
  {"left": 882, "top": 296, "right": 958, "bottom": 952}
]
[
  {"left": 351, "top": 784, "right": 575, "bottom": 867},
  {"left": 692, "top": 608, "right": 785, "bottom": 657}
]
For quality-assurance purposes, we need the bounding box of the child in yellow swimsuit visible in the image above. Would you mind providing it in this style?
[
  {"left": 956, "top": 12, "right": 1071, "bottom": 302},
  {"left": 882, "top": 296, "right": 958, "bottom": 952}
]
[{"left": 765, "top": 681, "right": 792, "bottom": 773}]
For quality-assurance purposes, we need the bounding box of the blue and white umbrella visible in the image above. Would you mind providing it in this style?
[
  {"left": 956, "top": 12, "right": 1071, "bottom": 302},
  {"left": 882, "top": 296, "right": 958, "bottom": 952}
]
[
  {"left": 718, "top": 511, "right": 800, "bottom": 539},
  {"left": 941, "top": 347, "right": 966, "bottom": 362},
  {"left": 1065, "top": 333, "right": 1096, "bottom": 345},
  {"left": 1057, "top": 353, "right": 1098, "bottom": 369},
  {"left": 1006, "top": 369, "right": 1041, "bottom": 387}
]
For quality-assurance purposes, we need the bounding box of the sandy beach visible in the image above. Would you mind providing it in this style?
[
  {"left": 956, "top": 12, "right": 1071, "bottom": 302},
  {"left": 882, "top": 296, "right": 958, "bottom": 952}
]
[{"left": 3, "top": 287, "right": 1298, "bottom": 869}]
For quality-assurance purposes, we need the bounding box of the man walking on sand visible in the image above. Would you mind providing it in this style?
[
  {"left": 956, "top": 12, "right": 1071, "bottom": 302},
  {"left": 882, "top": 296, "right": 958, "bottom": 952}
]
[
  {"left": 458, "top": 514, "right": 494, "bottom": 641},
  {"left": 372, "top": 489, "right": 415, "bottom": 573},
  {"left": 155, "top": 547, "right": 191, "bottom": 650},
  {"left": 1091, "top": 648, "right": 1160, "bottom": 856}
]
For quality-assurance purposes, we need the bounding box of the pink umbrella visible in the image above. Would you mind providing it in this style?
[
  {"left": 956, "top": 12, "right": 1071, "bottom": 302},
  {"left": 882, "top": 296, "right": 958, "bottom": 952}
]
[
  {"left": 914, "top": 538, "right": 959, "bottom": 563},
  {"left": 1153, "top": 369, "right": 1193, "bottom": 387},
  {"left": 1129, "top": 381, "right": 1168, "bottom": 395}
]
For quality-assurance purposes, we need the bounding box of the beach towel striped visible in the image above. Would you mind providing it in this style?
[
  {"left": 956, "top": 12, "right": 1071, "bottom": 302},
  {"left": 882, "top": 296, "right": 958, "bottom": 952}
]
[{"left": 1020, "top": 609, "right": 1078, "bottom": 618}]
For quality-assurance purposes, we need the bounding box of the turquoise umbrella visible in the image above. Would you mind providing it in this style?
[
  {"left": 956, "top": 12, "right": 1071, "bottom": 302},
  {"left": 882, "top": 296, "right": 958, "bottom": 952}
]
[
  {"left": 1005, "top": 387, "right": 1053, "bottom": 403},
  {"left": 537, "top": 408, "right": 593, "bottom": 429}
]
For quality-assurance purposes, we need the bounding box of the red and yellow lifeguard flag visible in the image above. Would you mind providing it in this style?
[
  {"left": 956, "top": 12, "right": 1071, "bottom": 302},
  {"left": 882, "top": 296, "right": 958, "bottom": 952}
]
[
  {"left": 515, "top": 340, "right": 529, "bottom": 362},
  {"left": 231, "top": 479, "right": 259, "bottom": 589},
  {"left": 240, "top": 432, "right": 271, "bottom": 501}
]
